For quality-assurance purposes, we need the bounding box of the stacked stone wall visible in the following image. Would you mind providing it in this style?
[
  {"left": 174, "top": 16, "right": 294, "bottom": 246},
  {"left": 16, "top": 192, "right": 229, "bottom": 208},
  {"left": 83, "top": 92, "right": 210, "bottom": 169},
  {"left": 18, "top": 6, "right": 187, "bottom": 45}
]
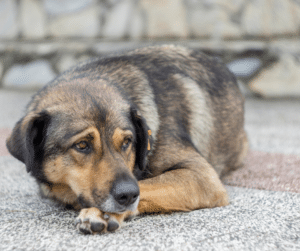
[{"left": 1, "top": 0, "right": 300, "bottom": 97}]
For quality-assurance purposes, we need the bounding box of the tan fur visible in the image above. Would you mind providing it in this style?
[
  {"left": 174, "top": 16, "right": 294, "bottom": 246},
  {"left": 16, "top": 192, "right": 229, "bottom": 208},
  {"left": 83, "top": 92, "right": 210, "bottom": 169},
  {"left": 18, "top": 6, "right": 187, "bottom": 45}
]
[
  {"left": 173, "top": 74, "right": 213, "bottom": 158},
  {"left": 40, "top": 183, "right": 78, "bottom": 206},
  {"left": 6, "top": 45, "right": 247, "bottom": 234},
  {"left": 112, "top": 128, "right": 136, "bottom": 172},
  {"left": 102, "top": 63, "right": 160, "bottom": 150}
]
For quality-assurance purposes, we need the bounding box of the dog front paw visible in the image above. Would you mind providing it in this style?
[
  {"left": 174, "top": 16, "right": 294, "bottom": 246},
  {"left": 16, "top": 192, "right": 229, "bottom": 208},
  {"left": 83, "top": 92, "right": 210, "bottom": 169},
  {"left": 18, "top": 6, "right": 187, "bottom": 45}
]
[{"left": 75, "top": 207, "right": 133, "bottom": 234}]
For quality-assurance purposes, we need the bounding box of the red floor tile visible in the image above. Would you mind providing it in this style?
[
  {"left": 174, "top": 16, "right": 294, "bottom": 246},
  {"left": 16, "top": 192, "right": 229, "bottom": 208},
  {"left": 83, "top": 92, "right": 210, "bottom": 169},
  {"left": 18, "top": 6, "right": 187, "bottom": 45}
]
[{"left": 222, "top": 150, "right": 300, "bottom": 193}]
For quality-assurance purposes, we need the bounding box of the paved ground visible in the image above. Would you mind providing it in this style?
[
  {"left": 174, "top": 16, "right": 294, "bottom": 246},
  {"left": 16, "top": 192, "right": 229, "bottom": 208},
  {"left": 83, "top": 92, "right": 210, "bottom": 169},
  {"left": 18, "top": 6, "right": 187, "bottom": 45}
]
[{"left": 0, "top": 89, "right": 299, "bottom": 251}]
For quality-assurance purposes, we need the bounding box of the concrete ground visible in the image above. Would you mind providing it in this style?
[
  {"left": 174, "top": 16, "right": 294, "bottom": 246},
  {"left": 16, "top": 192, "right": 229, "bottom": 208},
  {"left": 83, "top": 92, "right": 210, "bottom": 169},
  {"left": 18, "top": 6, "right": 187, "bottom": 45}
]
[{"left": 0, "top": 89, "right": 299, "bottom": 251}]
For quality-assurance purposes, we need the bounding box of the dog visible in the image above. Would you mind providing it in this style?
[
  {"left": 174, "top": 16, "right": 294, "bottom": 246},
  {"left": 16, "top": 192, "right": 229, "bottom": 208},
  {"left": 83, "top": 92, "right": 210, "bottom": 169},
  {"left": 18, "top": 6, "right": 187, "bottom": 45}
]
[{"left": 6, "top": 45, "right": 248, "bottom": 234}]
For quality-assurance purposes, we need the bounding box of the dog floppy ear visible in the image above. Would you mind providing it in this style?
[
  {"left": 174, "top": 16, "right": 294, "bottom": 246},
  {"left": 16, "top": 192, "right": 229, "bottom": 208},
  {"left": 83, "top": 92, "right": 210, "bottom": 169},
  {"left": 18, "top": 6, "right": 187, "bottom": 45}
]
[
  {"left": 6, "top": 111, "right": 51, "bottom": 175},
  {"left": 130, "top": 107, "right": 151, "bottom": 174},
  {"left": 6, "top": 119, "right": 25, "bottom": 164}
]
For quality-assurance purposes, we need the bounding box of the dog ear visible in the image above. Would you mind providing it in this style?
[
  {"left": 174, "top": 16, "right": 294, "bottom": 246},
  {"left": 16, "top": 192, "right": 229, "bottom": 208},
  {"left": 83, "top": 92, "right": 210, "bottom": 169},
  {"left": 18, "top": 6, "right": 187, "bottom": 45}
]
[
  {"left": 6, "top": 119, "right": 26, "bottom": 164},
  {"left": 130, "top": 107, "right": 151, "bottom": 173},
  {"left": 6, "top": 111, "right": 51, "bottom": 174}
]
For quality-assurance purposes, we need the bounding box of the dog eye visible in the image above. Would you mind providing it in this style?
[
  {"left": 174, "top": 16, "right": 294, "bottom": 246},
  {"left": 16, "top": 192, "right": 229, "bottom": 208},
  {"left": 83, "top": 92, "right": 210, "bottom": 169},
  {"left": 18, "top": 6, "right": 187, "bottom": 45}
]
[
  {"left": 74, "top": 141, "right": 91, "bottom": 153},
  {"left": 122, "top": 138, "right": 132, "bottom": 151}
]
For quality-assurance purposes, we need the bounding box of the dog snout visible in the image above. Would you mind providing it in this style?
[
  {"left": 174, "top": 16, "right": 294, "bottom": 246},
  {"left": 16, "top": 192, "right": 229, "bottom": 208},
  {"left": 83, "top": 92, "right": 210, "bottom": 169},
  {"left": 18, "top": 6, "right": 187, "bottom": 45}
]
[{"left": 112, "top": 176, "right": 140, "bottom": 207}]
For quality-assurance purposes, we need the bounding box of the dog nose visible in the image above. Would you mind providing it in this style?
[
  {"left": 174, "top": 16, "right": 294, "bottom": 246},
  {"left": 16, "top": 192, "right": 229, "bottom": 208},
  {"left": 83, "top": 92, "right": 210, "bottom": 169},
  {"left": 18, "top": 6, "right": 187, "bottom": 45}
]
[{"left": 112, "top": 179, "right": 140, "bottom": 206}]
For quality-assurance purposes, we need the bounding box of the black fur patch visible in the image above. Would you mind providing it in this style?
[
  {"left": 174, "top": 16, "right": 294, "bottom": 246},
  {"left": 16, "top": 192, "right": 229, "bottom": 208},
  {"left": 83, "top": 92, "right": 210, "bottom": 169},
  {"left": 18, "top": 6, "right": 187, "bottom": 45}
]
[
  {"left": 130, "top": 106, "right": 149, "bottom": 172},
  {"left": 25, "top": 111, "right": 52, "bottom": 185}
]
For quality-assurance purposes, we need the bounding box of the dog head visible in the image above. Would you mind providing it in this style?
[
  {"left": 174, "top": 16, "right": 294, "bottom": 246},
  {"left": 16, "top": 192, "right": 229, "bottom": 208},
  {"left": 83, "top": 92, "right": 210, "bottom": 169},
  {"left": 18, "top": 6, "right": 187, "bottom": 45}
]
[{"left": 6, "top": 80, "right": 151, "bottom": 213}]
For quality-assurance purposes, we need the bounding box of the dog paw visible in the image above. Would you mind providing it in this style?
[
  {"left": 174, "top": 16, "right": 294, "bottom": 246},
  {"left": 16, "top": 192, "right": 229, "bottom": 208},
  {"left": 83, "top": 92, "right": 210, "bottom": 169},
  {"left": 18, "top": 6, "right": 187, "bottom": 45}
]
[{"left": 75, "top": 207, "right": 129, "bottom": 234}]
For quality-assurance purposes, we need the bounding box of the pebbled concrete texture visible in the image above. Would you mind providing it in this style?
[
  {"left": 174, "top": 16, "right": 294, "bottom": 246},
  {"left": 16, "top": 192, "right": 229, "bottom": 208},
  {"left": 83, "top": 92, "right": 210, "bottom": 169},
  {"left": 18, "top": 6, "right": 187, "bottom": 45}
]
[
  {"left": 0, "top": 155, "right": 299, "bottom": 251},
  {"left": 245, "top": 98, "right": 300, "bottom": 155},
  {"left": 1, "top": 89, "right": 300, "bottom": 250}
]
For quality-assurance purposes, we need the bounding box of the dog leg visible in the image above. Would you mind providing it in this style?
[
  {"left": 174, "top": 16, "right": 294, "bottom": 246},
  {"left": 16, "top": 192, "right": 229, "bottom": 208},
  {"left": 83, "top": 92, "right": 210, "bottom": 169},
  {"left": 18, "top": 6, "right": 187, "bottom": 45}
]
[
  {"left": 138, "top": 151, "right": 229, "bottom": 214},
  {"left": 75, "top": 150, "right": 228, "bottom": 234}
]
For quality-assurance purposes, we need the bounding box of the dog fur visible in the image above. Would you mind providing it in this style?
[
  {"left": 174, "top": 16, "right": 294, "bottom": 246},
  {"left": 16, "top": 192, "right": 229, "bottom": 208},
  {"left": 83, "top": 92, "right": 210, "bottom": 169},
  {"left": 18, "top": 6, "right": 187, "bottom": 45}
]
[{"left": 6, "top": 45, "right": 248, "bottom": 234}]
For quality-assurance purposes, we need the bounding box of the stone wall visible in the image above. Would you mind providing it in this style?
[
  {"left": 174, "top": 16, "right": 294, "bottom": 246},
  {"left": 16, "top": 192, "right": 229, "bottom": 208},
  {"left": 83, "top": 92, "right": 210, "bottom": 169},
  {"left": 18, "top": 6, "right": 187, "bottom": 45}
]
[{"left": 1, "top": 0, "right": 300, "bottom": 97}]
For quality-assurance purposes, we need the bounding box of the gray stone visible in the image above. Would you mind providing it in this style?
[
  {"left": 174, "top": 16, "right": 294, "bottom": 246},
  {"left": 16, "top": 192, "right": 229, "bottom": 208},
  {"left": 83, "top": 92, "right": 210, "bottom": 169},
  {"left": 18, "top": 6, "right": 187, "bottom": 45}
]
[
  {"left": 187, "top": 6, "right": 215, "bottom": 37},
  {"left": 93, "top": 41, "right": 141, "bottom": 54},
  {"left": 242, "top": 0, "right": 299, "bottom": 36},
  {"left": 215, "top": 9, "right": 243, "bottom": 39},
  {"left": 0, "top": 43, "right": 6, "bottom": 52},
  {"left": 30, "top": 43, "right": 60, "bottom": 55},
  {"left": 216, "top": 0, "right": 246, "bottom": 38},
  {"left": 141, "top": 0, "right": 188, "bottom": 38},
  {"left": 48, "top": 5, "right": 100, "bottom": 37},
  {"left": 3, "top": 60, "right": 56, "bottom": 89},
  {"left": 128, "top": 4, "right": 145, "bottom": 39},
  {"left": 43, "top": 0, "right": 94, "bottom": 16},
  {"left": 0, "top": 61, "right": 3, "bottom": 80},
  {"left": 270, "top": 0, "right": 299, "bottom": 35},
  {"left": 0, "top": 0, "right": 18, "bottom": 39},
  {"left": 76, "top": 54, "right": 92, "bottom": 64},
  {"left": 217, "top": 0, "right": 245, "bottom": 13},
  {"left": 20, "top": 0, "right": 46, "bottom": 39},
  {"left": 269, "top": 39, "right": 300, "bottom": 55},
  {"left": 242, "top": 1, "right": 270, "bottom": 36},
  {"left": 187, "top": 4, "right": 241, "bottom": 39},
  {"left": 223, "top": 41, "right": 266, "bottom": 52},
  {"left": 57, "top": 54, "right": 78, "bottom": 73},
  {"left": 249, "top": 54, "right": 300, "bottom": 97},
  {"left": 102, "top": 0, "right": 133, "bottom": 38},
  {"left": 227, "top": 58, "right": 262, "bottom": 77},
  {"left": 295, "top": 1, "right": 300, "bottom": 26},
  {"left": 0, "top": 42, "right": 60, "bottom": 55},
  {"left": 181, "top": 40, "right": 267, "bottom": 53}
]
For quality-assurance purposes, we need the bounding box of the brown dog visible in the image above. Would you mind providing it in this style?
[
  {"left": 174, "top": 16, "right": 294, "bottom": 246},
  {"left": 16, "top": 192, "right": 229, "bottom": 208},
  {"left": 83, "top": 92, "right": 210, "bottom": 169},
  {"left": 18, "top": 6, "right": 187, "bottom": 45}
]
[{"left": 6, "top": 45, "right": 248, "bottom": 234}]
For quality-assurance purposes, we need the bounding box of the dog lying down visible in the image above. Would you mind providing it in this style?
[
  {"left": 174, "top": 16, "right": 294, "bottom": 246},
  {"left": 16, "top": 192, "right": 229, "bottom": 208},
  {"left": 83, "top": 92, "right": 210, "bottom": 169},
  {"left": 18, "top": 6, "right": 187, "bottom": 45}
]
[{"left": 6, "top": 45, "right": 248, "bottom": 234}]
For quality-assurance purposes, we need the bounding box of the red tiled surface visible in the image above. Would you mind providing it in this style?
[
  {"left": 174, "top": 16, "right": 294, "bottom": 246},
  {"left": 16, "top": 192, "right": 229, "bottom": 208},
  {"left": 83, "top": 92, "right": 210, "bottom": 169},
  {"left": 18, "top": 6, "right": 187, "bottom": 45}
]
[
  {"left": 0, "top": 128, "right": 11, "bottom": 156},
  {"left": 222, "top": 150, "right": 300, "bottom": 193}
]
